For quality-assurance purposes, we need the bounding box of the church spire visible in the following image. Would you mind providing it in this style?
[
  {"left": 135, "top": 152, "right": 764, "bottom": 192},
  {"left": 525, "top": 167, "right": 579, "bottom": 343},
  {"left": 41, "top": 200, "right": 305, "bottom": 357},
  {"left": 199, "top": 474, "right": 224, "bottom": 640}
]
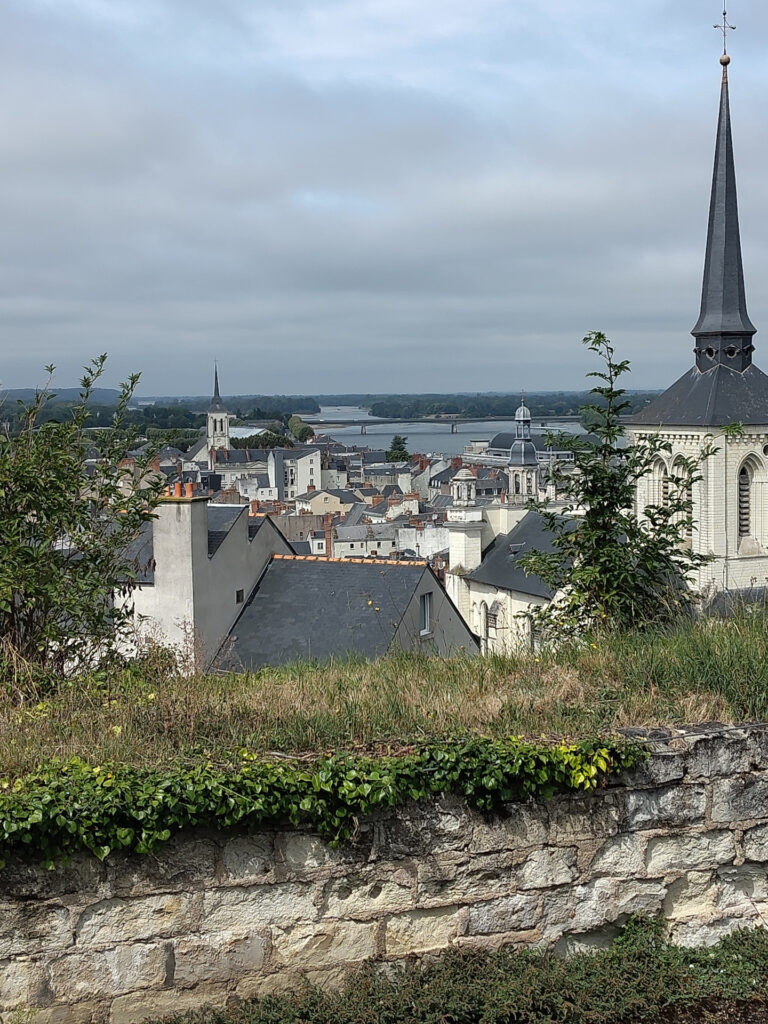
[
  {"left": 208, "top": 362, "right": 225, "bottom": 412},
  {"left": 691, "top": 42, "right": 756, "bottom": 373}
]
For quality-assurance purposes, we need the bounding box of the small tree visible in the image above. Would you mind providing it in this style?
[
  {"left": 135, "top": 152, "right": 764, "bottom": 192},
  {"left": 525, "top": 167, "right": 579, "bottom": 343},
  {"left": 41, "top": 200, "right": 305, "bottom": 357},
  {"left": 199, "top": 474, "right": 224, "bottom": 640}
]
[
  {"left": 288, "top": 415, "right": 315, "bottom": 443},
  {"left": 519, "top": 332, "right": 712, "bottom": 636},
  {"left": 0, "top": 356, "right": 164, "bottom": 690},
  {"left": 386, "top": 434, "right": 410, "bottom": 462}
]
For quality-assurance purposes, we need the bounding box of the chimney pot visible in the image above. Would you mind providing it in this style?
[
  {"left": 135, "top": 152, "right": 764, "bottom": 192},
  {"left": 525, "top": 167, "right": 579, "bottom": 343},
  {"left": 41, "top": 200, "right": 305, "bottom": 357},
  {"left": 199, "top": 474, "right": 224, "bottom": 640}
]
[{"left": 173, "top": 482, "right": 183, "bottom": 498}]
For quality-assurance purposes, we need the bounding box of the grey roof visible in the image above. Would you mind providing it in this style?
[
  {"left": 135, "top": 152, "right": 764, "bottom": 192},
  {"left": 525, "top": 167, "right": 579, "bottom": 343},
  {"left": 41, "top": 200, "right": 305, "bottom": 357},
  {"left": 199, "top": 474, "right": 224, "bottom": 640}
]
[
  {"left": 291, "top": 541, "right": 312, "bottom": 555},
  {"left": 343, "top": 503, "right": 369, "bottom": 526},
  {"left": 207, "top": 505, "right": 247, "bottom": 556},
  {"left": 336, "top": 523, "right": 398, "bottom": 541},
  {"left": 466, "top": 510, "right": 571, "bottom": 600},
  {"left": 634, "top": 62, "right": 768, "bottom": 428},
  {"left": 327, "top": 488, "right": 360, "bottom": 503},
  {"left": 631, "top": 362, "right": 768, "bottom": 427},
  {"left": 221, "top": 557, "right": 428, "bottom": 668}
]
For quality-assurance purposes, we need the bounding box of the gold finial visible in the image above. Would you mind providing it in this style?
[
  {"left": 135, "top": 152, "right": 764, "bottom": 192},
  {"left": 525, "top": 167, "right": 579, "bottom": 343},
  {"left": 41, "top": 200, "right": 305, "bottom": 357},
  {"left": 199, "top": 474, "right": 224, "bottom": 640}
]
[{"left": 714, "top": 8, "right": 735, "bottom": 57}]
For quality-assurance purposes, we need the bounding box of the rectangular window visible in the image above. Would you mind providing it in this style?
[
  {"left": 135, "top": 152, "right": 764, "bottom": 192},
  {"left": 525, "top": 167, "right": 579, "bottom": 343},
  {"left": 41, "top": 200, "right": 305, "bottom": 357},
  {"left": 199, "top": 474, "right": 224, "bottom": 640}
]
[
  {"left": 419, "top": 592, "right": 432, "bottom": 636},
  {"left": 235, "top": 589, "right": 244, "bottom": 604}
]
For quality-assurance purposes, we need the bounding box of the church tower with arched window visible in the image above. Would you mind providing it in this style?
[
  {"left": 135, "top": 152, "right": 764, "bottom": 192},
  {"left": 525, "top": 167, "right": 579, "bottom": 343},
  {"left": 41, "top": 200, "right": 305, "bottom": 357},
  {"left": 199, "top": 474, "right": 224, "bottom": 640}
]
[
  {"left": 206, "top": 365, "right": 231, "bottom": 460},
  {"left": 630, "top": 46, "right": 768, "bottom": 593}
]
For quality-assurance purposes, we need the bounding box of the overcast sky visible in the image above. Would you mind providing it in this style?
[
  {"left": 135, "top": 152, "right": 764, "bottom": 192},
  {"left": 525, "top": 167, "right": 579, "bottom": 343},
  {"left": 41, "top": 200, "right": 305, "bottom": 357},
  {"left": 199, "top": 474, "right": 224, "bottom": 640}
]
[{"left": 2, "top": 1, "right": 768, "bottom": 396}]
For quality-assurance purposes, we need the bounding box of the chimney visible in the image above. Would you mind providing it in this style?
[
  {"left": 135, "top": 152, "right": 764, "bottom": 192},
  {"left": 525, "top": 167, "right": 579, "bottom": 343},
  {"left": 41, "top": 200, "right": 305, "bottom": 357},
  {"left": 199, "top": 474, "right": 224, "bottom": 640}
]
[
  {"left": 185, "top": 481, "right": 194, "bottom": 498},
  {"left": 450, "top": 456, "right": 462, "bottom": 469},
  {"left": 323, "top": 513, "right": 334, "bottom": 559},
  {"left": 307, "top": 484, "right": 316, "bottom": 492},
  {"left": 173, "top": 481, "right": 183, "bottom": 498}
]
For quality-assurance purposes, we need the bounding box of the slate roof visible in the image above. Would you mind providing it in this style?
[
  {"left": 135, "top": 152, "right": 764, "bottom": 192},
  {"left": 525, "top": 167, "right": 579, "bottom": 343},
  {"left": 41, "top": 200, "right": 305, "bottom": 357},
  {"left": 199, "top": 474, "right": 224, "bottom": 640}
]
[
  {"left": 207, "top": 505, "right": 247, "bottom": 556},
  {"left": 630, "top": 362, "right": 768, "bottom": 427},
  {"left": 466, "top": 510, "right": 572, "bottom": 600},
  {"left": 220, "top": 557, "right": 429, "bottom": 669},
  {"left": 342, "top": 503, "right": 369, "bottom": 526}
]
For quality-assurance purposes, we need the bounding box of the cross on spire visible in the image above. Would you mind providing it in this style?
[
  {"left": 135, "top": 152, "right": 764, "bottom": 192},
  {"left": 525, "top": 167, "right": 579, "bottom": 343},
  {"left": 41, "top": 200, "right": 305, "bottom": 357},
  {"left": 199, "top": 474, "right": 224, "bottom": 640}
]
[{"left": 714, "top": 8, "right": 735, "bottom": 55}]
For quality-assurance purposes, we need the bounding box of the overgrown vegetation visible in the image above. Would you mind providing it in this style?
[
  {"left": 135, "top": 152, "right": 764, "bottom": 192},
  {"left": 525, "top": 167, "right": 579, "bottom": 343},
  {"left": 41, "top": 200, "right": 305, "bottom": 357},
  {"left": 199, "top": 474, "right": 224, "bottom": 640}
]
[
  {"left": 521, "top": 332, "right": 711, "bottom": 636},
  {"left": 0, "top": 736, "right": 639, "bottom": 866},
  {"left": 0, "top": 357, "right": 162, "bottom": 691},
  {"left": 3, "top": 612, "right": 768, "bottom": 777},
  {"left": 152, "top": 917, "right": 768, "bottom": 1024}
]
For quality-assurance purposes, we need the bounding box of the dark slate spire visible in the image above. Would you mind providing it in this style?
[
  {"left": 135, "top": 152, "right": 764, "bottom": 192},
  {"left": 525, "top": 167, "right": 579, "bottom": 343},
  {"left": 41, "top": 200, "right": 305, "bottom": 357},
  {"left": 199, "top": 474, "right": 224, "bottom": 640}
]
[
  {"left": 632, "top": 48, "right": 768, "bottom": 428},
  {"left": 208, "top": 363, "right": 225, "bottom": 412},
  {"left": 691, "top": 53, "right": 756, "bottom": 373}
]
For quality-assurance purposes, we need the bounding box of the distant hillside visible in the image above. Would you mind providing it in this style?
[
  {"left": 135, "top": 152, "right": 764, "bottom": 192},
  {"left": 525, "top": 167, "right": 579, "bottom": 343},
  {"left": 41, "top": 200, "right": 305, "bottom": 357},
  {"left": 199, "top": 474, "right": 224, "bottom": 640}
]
[{"left": 0, "top": 387, "right": 122, "bottom": 406}]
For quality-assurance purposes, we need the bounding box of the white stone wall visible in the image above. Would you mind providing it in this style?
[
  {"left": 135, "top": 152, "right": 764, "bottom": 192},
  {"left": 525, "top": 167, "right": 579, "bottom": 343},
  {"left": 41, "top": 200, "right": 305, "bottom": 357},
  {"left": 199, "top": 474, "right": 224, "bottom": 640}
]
[
  {"left": 5, "top": 726, "right": 768, "bottom": 1022},
  {"left": 629, "top": 425, "right": 768, "bottom": 594}
]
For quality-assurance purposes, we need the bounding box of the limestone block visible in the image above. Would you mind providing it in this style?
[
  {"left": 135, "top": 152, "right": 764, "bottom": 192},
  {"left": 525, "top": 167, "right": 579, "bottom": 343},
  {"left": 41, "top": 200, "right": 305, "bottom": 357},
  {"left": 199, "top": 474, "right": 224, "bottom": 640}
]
[
  {"left": 0, "top": 854, "right": 105, "bottom": 900},
  {"left": 663, "top": 871, "right": 717, "bottom": 921},
  {"left": 0, "top": 958, "right": 49, "bottom": 1009},
  {"left": 76, "top": 893, "right": 199, "bottom": 945},
  {"left": 202, "top": 882, "right": 317, "bottom": 935},
  {"left": 547, "top": 793, "right": 625, "bottom": 842},
  {"left": 467, "top": 893, "right": 539, "bottom": 936},
  {"left": 539, "top": 878, "right": 615, "bottom": 936},
  {"left": 272, "top": 920, "right": 377, "bottom": 968},
  {"left": 590, "top": 834, "right": 645, "bottom": 878},
  {"left": 0, "top": 900, "right": 71, "bottom": 958},
  {"left": 1, "top": 1001, "right": 101, "bottom": 1024},
  {"left": 684, "top": 730, "right": 751, "bottom": 779},
  {"left": 470, "top": 809, "right": 547, "bottom": 854},
  {"left": 743, "top": 823, "right": 768, "bottom": 862},
  {"left": 554, "top": 925, "right": 619, "bottom": 955},
  {"left": 107, "top": 836, "right": 218, "bottom": 897},
  {"left": 645, "top": 832, "right": 736, "bottom": 876},
  {"left": 711, "top": 775, "right": 768, "bottom": 824},
  {"left": 717, "top": 863, "right": 768, "bottom": 911},
  {"left": 614, "top": 880, "right": 667, "bottom": 917},
  {"left": 325, "top": 875, "right": 414, "bottom": 920},
  {"left": 517, "top": 847, "right": 578, "bottom": 890},
  {"left": 616, "top": 751, "right": 685, "bottom": 788},
  {"left": 670, "top": 915, "right": 752, "bottom": 948},
  {"left": 280, "top": 834, "right": 343, "bottom": 873},
  {"left": 385, "top": 906, "right": 464, "bottom": 955},
  {"left": 110, "top": 983, "right": 229, "bottom": 1024},
  {"left": 221, "top": 836, "right": 275, "bottom": 882},
  {"left": 48, "top": 943, "right": 168, "bottom": 1000},
  {"left": 173, "top": 933, "right": 266, "bottom": 987},
  {"left": 417, "top": 852, "right": 515, "bottom": 908},
  {"left": 624, "top": 785, "right": 706, "bottom": 830}
]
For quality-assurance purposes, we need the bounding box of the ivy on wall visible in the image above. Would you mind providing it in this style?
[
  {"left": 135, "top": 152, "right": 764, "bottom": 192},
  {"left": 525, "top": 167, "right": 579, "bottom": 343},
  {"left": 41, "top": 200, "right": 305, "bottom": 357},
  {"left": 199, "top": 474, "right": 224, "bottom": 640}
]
[{"left": 0, "top": 736, "right": 644, "bottom": 868}]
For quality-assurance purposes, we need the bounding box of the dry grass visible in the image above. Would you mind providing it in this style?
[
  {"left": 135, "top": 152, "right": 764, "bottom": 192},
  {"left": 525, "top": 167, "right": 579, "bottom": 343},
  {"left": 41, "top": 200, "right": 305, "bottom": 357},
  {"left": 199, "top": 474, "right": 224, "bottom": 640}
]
[{"left": 4, "top": 611, "right": 768, "bottom": 777}]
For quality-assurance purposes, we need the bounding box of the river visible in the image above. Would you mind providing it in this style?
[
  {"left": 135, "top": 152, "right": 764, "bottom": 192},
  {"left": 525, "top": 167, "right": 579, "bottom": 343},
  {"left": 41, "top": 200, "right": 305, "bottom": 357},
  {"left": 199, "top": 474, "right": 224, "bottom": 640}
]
[{"left": 304, "top": 407, "right": 585, "bottom": 458}]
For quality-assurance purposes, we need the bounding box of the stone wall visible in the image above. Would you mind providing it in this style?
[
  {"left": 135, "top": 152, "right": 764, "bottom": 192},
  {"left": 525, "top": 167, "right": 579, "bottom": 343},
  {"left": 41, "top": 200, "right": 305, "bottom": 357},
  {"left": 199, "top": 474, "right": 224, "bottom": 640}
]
[{"left": 5, "top": 725, "right": 768, "bottom": 1023}]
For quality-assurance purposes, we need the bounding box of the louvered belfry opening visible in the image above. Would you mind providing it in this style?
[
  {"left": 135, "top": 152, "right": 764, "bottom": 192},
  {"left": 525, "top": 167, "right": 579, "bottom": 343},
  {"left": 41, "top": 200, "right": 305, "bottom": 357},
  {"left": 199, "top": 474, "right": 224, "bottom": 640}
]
[{"left": 738, "top": 465, "right": 751, "bottom": 537}]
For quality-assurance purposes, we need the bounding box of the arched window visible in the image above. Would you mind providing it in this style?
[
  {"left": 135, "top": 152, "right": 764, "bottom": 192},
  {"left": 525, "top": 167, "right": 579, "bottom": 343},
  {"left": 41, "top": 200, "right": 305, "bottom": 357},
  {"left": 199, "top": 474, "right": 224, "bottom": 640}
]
[
  {"left": 514, "top": 474, "right": 521, "bottom": 494},
  {"left": 651, "top": 458, "right": 669, "bottom": 507},
  {"left": 672, "top": 458, "right": 693, "bottom": 541},
  {"left": 739, "top": 464, "right": 751, "bottom": 538}
]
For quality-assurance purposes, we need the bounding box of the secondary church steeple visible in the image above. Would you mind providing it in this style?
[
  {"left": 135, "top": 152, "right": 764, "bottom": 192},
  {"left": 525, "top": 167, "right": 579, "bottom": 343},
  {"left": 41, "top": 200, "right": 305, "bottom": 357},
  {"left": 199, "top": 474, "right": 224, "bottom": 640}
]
[{"left": 206, "top": 363, "right": 230, "bottom": 456}]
